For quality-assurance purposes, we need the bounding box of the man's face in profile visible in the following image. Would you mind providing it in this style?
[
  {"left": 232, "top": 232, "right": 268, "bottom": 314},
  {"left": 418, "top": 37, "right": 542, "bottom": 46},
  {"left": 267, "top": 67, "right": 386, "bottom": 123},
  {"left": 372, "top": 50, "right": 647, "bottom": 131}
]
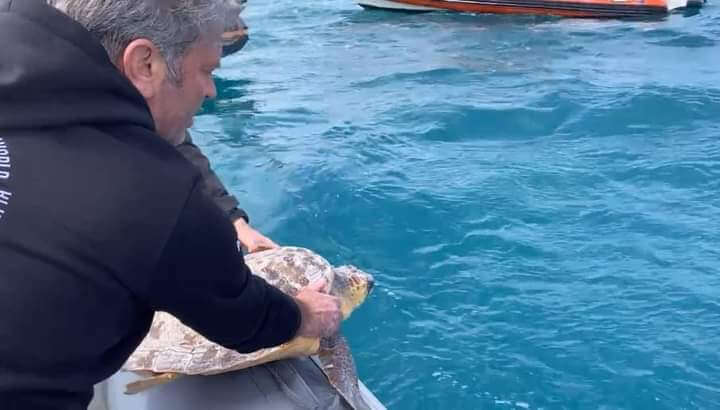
[{"left": 151, "top": 35, "right": 223, "bottom": 144}]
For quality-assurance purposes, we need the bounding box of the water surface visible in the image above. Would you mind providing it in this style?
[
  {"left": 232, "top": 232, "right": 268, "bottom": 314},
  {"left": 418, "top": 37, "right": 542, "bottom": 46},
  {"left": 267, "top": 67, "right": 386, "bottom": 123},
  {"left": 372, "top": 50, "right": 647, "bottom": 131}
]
[{"left": 193, "top": 4, "right": 720, "bottom": 408}]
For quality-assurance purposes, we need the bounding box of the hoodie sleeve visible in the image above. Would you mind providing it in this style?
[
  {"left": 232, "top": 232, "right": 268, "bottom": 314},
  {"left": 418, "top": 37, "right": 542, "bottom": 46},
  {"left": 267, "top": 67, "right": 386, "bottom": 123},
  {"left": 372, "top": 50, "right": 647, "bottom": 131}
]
[
  {"left": 148, "top": 179, "right": 301, "bottom": 353},
  {"left": 176, "top": 132, "right": 249, "bottom": 223}
]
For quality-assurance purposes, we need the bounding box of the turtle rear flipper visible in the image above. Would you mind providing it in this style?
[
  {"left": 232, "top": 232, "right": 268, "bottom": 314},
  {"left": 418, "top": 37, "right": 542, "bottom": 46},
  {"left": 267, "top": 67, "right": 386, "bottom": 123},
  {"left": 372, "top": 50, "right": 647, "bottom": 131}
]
[
  {"left": 124, "top": 372, "right": 182, "bottom": 394},
  {"left": 317, "top": 334, "right": 372, "bottom": 410}
]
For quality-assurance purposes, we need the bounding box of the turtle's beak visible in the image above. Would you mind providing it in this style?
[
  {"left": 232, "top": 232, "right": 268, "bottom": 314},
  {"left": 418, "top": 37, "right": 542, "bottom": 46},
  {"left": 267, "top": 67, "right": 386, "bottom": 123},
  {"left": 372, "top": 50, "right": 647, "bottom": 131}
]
[{"left": 366, "top": 274, "right": 375, "bottom": 295}]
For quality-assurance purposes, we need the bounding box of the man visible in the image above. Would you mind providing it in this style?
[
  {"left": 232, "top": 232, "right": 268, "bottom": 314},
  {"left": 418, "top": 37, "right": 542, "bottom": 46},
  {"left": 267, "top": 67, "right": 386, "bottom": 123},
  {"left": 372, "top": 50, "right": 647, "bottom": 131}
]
[
  {"left": 177, "top": 133, "right": 279, "bottom": 253},
  {"left": 177, "top": 1, "right": 278, "bottom": 254},
  {"left": 0, "top": 1, "right": 341, "bottom": 409}
]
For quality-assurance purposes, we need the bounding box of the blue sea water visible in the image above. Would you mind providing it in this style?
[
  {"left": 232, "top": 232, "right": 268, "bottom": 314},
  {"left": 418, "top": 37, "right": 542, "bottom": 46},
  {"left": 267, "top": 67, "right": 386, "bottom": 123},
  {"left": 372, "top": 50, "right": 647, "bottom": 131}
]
[{"left": 191, "top": 3, "right": 720, "bottom": 409}]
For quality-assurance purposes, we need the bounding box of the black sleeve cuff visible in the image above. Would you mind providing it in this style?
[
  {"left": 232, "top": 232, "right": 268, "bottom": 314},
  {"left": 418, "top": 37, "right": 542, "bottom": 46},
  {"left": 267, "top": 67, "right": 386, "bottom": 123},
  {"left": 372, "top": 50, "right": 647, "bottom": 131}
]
[
  {"left": 228, "top": 284, "right": 302, "bottom": 353},
  {"left": 229, "top": 207, "right": 250, "bottom": 224}
]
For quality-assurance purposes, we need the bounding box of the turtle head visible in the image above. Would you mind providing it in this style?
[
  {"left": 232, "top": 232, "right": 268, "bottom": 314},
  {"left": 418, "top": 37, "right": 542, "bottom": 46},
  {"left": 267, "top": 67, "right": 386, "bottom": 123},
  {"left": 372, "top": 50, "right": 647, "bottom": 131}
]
[{"left": 331, "top": 265, "right": 374, "bottom": 320}]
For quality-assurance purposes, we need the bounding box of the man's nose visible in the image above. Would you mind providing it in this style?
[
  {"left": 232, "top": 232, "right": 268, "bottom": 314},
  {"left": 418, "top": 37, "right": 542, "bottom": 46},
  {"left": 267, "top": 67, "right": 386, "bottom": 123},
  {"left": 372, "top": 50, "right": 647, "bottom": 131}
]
[{"left": 206, "top": 80, "right": 217, "bottom": 100}]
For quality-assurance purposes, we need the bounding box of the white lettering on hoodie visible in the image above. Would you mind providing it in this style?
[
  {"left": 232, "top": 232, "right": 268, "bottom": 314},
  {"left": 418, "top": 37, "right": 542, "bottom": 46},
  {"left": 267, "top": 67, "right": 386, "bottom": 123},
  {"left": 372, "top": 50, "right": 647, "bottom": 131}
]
[{"left": 0, "top": 138, "right": 12, "bottom": 219}]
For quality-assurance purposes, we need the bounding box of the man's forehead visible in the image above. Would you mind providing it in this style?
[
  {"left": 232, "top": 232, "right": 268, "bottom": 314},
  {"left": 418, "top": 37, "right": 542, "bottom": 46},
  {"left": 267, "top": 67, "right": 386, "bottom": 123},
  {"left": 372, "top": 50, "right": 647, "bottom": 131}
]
[
  {"left": 186, "top": 35, "right": 222, "bottom": 65},
  {"left": 201, "top": 32, "right": 224, "bottom": 54},
  {"left": 151, "top": 0, "right": 194, "bottom": 10},
  {"left": 204, "top": 20, "right": 226, "bottom": 45}
]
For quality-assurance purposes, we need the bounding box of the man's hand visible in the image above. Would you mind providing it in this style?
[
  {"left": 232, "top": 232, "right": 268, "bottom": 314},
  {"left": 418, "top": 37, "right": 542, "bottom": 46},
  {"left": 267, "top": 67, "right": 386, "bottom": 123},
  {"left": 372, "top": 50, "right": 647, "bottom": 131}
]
[
  {"left": 294, "top": 279, "right": 342, "bottom": 338},
  {"left": 234, "top": 218, "right": 278, "bottom": 253}
]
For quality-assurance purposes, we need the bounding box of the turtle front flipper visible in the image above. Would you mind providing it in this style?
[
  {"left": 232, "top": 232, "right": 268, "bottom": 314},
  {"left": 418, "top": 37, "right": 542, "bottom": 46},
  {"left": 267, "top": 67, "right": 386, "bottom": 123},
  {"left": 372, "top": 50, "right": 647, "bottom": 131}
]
[
  {"left": 124, "top": 372, "right": 182, "bottom": 394},
  {"left": 317, "top": 334, "right": 372, "bottom": 410}
]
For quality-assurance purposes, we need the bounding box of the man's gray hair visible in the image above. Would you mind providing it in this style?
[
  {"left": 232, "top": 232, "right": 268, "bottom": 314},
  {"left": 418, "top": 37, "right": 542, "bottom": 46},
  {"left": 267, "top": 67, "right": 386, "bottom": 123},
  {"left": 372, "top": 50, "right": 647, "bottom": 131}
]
[{"left": 48, "top": 0, "right": 224, "bottom": 83}]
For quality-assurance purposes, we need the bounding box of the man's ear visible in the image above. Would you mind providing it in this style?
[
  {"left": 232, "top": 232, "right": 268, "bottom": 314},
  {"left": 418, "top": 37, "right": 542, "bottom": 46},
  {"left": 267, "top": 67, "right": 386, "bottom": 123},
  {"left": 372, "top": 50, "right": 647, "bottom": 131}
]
[{"left": 119, "top": 39, "right": 168, "bottom": 99}]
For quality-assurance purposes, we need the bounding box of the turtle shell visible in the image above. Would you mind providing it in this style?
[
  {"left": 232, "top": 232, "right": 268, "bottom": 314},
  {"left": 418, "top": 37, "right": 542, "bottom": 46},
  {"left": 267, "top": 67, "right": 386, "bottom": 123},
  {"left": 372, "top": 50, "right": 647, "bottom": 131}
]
[
  {"left": 245, "top": 246, "right": 335, "bottom": 295},
  {"left": 123, "top": 247, "right": 336, "bottom": 376}
]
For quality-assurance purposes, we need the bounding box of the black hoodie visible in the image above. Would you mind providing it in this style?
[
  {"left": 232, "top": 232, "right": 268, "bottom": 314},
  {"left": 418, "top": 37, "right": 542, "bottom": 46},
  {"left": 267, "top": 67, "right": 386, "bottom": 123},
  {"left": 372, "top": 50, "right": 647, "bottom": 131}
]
[{"left": 0, "top": 1, "right": 300, "bottom": 408}]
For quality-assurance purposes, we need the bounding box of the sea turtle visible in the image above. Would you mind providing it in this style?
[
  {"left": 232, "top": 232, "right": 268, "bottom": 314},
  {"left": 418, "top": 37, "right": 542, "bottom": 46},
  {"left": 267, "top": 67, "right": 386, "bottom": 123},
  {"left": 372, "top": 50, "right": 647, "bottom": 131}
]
[{"left": 122, "top": 246, "right": 375, "bottom": 410}]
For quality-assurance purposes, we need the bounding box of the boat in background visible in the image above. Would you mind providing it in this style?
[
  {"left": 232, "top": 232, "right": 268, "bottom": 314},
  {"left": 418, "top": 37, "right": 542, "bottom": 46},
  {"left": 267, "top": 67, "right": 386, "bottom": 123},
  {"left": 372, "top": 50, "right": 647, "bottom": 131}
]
[{"left": 356, "top": 0, "right": 705, "bottom": 18}]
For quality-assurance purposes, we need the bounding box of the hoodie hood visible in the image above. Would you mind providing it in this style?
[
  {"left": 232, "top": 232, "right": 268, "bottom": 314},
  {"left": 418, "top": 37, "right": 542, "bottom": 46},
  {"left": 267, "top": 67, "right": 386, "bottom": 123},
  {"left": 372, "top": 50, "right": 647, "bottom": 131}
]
[{"left": 0, "top": 0, "right": 155, "bottom": 131}]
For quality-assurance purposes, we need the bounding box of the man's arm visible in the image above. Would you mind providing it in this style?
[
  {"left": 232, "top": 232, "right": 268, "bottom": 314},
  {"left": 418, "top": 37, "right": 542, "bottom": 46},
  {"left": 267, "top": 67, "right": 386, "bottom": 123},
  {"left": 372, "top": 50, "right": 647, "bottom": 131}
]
[
  {"left": 176, "top": 132, "right": 249, "bottom": 222},
  {"left": 176, "top": 132, "right": 278, "bottom": 253},
  {"left": 147, "top": 179, "right": 340, "bottom": 352}
]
